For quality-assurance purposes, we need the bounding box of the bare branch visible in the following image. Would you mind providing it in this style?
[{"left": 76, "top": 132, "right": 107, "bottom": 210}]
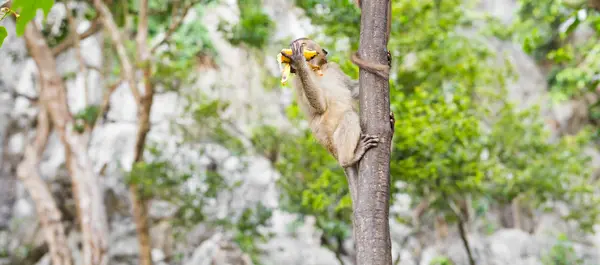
[
  {"left": 24, "top": 22, "right": 110, "bottom": 265},
  {"left": 92, "top": 78, "right": 121, "bottom": 129},
  {"left": 149, "top": 0, "right": 199, "bottom": 54},
  {"left": 66, "top": 1, "right": 89, "bottom": 106},
  {"left": 17, "top": 108, "right": 73, "bottom": 265},
  {"left": 93, "top": 0, "right": 141, "bottom": 104},
  {"left": 136, "top": 0, "right": 149, "bottom": 63},
  {"left": 52, "top": 18, "right": 103, "bottom": 56}
]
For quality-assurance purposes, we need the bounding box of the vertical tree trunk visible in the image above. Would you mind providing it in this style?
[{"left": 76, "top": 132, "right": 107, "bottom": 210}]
[
  {"left": 24, "top": 22, "right": 110, "bottom": 265},
  {"left": 130, "top": 0, "right": 154, "bottom": 263},
  {"left": 355, "top": 0, "right": 393, "bottom": 265},
  {"left": 457, "top": 218, "right": 475, "bottom": 265},
  {"left": 94, "top": 0, "right": 155, "bottom": 263},
  {"left": 17, "top": 109, "right": 73, "bottom": 265},
  {"left": 130, "top": 92, "right": 154, "bottom": 265}
]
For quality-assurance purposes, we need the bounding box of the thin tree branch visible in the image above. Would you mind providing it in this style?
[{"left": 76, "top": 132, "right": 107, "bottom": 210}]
[
  {"left": 136, "top": 0, "right": 149, "bottom": 64},
  {"left": 17, "top": 107, "right": 73, "bottom": 265},
  {"left": 132, "top": 1, "right": 154, "bottom": 265},
  {"left": 52, "top": 18, "right": 103, "bottom": 56},
  {"left": 92, "top": 78, "right": 121, "bottom": 128},
  {"left": 24, "top": 21, "right": 109, "bottom": 265},
  {"left": 149, "top": 0, "right": 199, "bottom": 54},
  {"left": 65, "top": 1, "right": 89, "bottom": 106},
  {"left": 93, "top": 0, "right": 141, "bottom": 104}
]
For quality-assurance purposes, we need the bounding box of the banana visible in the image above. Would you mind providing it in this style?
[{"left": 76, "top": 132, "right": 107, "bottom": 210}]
[
  {"left": 277, "top": 53, "right": 292, "bottom": 86},
  {"left": 277, "top": 48, "right": 321, "bottom": 86},
  {"left": 279, "top": 49, "right": 318, "bottom": 63}
]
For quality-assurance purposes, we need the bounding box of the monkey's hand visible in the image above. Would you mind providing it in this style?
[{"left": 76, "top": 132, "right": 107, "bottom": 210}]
[
  {"left": 387, "top": 50, "right": 392, "bottom": 68},
  {"left": 280, "top": 41, "right": 306, "bottom": 67}
]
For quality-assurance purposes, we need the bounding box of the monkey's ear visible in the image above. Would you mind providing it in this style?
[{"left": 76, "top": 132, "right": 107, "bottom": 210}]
[{"left": 323, "top": 49, "right": 328, "bottom": 56}]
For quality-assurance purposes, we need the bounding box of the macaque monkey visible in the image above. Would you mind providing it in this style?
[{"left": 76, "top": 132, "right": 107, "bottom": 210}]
[
  {"left": 351, "top": 0, "right": 393, "bottom": 79},
  {"left": 281, "top": 38, "right": 394, "bottom": 201}
]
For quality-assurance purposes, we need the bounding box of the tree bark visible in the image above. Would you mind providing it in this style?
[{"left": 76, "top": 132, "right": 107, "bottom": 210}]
[
  {"left": 24, "top": 22, "right": 110, "bottom": 265},
  {"left": 355, "top": 0, "right": 393, "bottom": 265},
  {"left": 16, "top": 108, "right": 73, "bottom": 265}
]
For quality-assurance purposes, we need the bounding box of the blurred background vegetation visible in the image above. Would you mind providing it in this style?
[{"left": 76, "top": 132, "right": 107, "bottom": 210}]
[{"left": 2, "top": 0, "right": 600, "bottom": 265}]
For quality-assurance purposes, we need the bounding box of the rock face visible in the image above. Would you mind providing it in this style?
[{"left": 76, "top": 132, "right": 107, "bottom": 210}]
[{"left": 0, "top": 0, "right": 599, "bottom": 265}]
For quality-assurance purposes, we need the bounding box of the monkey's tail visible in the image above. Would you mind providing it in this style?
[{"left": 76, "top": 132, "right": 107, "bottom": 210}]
[
  {"left": 351, "top": 52, "right": 390, "bottom": 80},
  {"left": 344, "top": 165, "right": 359, "bottom": 205}
]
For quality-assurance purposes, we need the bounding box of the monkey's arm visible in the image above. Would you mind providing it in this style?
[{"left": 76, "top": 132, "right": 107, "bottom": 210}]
[{"left": 291, "top": 43, "right": 327, "bottom": 114}]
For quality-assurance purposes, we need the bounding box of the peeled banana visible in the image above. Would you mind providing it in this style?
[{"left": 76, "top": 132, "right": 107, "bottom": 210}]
[
  {"left": 279, "top": 49, "right": 318, "bottom": 63},
  {"left": 277, "top": 49, "right": 323, "bottom": 86}
]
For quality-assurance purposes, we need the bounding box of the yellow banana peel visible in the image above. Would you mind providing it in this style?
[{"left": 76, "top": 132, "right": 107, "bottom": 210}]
[
  {"left": 277, "top": 53, "right": 292, "bottom": 86},
  {"left": 277, "top": 49, "right": 322, "bottom": 86},
  {"left": 279, "top": 49, "right": 318, "bottom": 63}
]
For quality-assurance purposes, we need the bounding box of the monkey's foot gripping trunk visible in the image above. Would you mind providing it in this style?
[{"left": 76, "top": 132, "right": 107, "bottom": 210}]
[{"left": 277, "top": 48, "right": 323, "bottom": 86}]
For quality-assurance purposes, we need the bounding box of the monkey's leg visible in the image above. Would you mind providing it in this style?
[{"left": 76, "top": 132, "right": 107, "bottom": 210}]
[{"left": 334, "top": 111, "right": 379, "bottom": 168}]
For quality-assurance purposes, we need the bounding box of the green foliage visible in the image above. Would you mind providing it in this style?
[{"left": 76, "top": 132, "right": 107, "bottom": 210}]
[
  {"left": 10, "top": 0, "right": 54, "bottom": 36},
  {"left": 541, "top": 234, "right": 584, "bottom": 265},
  {"left": 249, "top": 0, "right": 600, "bottom": 250},
  {"left": 216, "top": 203, "right": 273, "bottom": 265},
  {"left": 72, "top": 105, "right": 100, "bottom": 133},
  {"left": 123, "top": 142, "right": 272, "bottom": 263},
  {"left": 182, "top": 95, "right": 246, "bottom": 155},
  {"left": 218, "top": 0, "right": 275, "bottom": 49},
  {"left": 0, "top": 22, "right": 6, "bottom": 46},
  {"left": 430, "top": 256, "right": 455, "bottom": 265},
  {"left": 513, "top": 0, "right": 600, "bottom": 101}
]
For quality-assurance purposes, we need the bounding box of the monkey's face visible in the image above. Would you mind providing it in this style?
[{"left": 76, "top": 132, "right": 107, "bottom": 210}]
[{"left": 289, "top": 38, "right": 329, "bottom": 74}]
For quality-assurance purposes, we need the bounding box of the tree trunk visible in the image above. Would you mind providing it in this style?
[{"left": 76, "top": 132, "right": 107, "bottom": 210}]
[
  {"left": 457, "top": 218, "right": 475, "bottom": 265},
  {"left": 130, "top": 0, "right": 154, "bottom": 263},
  {"left": 16, "top": 109, "right": 73, "bottom": 265},
  {"left": 94, "top": 0, "right": 155, "bottom": 262},
  {"left": 355, "top": 0, "right": 393, "bottom": 265},
  {"left": 130, "top": 92, "right": 154, "bottom": 265},
  {"left": 24, "top": 22, "right": 110, "bottom": 265}
]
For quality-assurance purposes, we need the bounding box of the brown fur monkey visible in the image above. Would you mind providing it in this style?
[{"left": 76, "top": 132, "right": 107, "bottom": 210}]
[
  {"left": 351, "top": 0, "right": 393, "bottom": 79},
  {"left": 281, "top": 38, "right": 394, "bottom": 201}
]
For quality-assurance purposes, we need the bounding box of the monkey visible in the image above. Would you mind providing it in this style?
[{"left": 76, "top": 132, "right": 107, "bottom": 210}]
[
  {"left": 281, "top": 38, "right": 394, "bottom": 201},
  {"left": 350, "top": 0, "right": 393, "bottom": 79}
]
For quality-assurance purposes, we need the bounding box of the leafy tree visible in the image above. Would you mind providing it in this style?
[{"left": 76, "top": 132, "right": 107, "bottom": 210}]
[{"left": 250, "top": 0, "right": 600, "bottom": 262}]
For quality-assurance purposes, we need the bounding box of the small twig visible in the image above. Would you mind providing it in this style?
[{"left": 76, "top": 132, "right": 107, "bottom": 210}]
[
  {"left": 84, "top": 63, "right": 102, "bottom": 74},
  {"left": 93, "top": 78, "right": 122, "bottom": 128},
  {"left": 149, "top": 0, "right": 199, "bottom": 53},
  {"left": 52, "top": 18, "right": 103, "bottom": 56},
  {"left": 93, "top": 0, "right": 141, "bottom": 105}
]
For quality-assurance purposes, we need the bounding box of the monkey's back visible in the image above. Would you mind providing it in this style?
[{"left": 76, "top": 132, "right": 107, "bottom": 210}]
[{"left": 293, "top": 65, "right": 357, "bottom": 157}]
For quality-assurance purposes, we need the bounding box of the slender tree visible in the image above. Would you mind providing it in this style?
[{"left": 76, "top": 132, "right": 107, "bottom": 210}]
[{"left": 354, "top": 0, "right": 394, "bottom": 264}]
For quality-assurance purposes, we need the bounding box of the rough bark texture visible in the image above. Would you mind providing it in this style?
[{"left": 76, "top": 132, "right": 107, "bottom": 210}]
[
  {"left": 24, "top": 22, "right": 110, "bottom": 265},
  {"left": 355, "top": 0, "right": 393, "bottom": 264},
  {"left": 16, "top": 108, "right": 73, "bottom": 265}
]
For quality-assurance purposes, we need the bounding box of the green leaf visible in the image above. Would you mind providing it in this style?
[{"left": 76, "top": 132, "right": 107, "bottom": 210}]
[
  {"left": 0, "top": 26, "right": 7, "bottom": 46},
  {"left": 11, "top": 0, "right": 55, "bottom": 36}
]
